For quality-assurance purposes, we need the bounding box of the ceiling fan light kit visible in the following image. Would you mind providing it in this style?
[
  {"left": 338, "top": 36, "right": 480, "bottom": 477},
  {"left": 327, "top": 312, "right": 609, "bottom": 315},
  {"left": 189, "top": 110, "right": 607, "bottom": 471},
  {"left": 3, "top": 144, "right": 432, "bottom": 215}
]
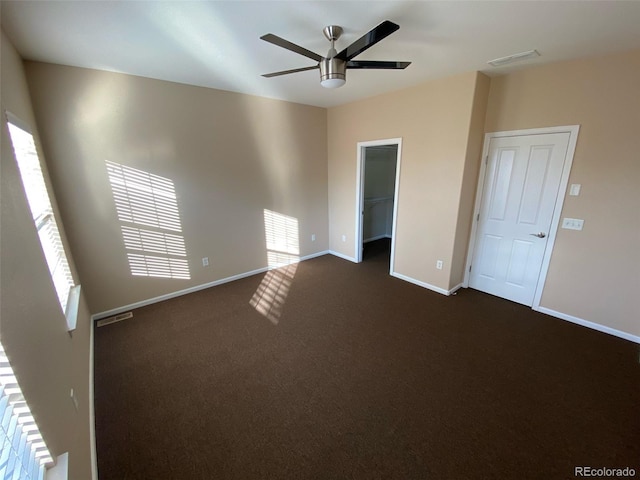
[
  {"left": 261, "top": 20, "right": 410, "bottom": 89},
  {"left": 320, "top": 56, "right": 346, "bottom": 88}
]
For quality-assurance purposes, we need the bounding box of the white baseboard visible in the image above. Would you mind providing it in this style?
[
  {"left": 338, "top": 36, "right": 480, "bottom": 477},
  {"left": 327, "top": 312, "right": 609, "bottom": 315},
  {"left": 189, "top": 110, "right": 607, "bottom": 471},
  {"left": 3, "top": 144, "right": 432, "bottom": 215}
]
[
  {"left": 329, "top": 250, "right": 358, "bottom": 263},
  {"left": 390, "top": 271, "right": 458, "bottom": 296},
  {"left": 92, "top": 250, "right": 330, "bottom": 321},
  {"left": 298, "top": 250, "right": 330, "bottom": 261},
  {"left": 534, "top": 306, "right": 640, "bottom": 344}
]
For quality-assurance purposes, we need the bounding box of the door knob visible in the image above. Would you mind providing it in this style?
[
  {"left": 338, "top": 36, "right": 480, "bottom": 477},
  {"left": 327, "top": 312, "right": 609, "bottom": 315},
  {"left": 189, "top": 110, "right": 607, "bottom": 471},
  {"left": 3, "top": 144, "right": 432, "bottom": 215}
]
[{"left": 530, "top": 232, "right": 547, "bottom": 238}]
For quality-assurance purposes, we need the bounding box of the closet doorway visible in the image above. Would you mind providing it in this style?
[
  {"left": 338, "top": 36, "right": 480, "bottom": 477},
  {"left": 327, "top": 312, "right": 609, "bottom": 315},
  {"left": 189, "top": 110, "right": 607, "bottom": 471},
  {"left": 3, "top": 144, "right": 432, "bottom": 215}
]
[{"left": 355, "top": 138, "right": 402, "bottom": 273}]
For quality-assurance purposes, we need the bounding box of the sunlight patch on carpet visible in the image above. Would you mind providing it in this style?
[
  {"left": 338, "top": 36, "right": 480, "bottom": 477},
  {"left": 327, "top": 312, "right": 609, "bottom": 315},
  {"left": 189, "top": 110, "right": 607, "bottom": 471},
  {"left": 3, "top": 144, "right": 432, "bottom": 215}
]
[{"left": 250, "top": 209, "right": 299, "bottom": 324}]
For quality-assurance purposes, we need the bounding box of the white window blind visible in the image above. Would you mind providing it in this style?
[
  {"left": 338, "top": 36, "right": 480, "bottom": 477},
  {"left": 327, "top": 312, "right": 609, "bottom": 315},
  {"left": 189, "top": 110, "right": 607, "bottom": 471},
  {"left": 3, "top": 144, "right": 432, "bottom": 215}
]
[
  {"left": 0, "top": 343, "right": 53, "bottom": 480},
  {"left": 6, "top": 116, "right": 75, "bottom": 314}
]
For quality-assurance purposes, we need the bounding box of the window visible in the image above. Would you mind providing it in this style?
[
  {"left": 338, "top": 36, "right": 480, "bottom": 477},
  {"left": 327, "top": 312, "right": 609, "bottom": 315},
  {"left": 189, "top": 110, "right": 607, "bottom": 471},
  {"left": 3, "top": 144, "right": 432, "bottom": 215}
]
[
  {"left": 0, "top": 342, "right": 53, "bottom": 479},
  {"left": 5, "top": 114, "right": 76, "bottom": 319}
]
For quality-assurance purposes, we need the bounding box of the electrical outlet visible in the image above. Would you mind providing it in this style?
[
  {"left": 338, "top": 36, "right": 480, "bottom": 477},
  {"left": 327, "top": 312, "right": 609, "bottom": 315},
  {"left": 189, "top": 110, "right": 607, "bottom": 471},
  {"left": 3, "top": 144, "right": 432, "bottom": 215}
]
[
  {"left": 202, "top": 257, "right": 209, "bottom": 267},
  {"left": 341, "top": 235, "right": 346, "bottom": 242},
  {"left": 436, "top": 260, "right": 443, "bottom": 270},
  {"left": 311, "top": 234, "right": 316, "bottom": 242}
]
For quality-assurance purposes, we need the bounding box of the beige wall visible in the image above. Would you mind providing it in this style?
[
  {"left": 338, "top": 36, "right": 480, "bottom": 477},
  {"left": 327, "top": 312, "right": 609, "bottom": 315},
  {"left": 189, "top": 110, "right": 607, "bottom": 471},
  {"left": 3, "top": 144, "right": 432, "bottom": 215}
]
[
  {"left": 1, "top": 32, "right": 94, "bottom": 479},
  {"left": 328, "top": 71, "right": 489, "bottom": 291},
  {"left": 451, "top": 73, "right": 491, "bottom": 287},
  {"left": 24, "top": 63, "right": 328, "bottom": 314},
  {"left": 485, "top": 49, "right": 640, "bottom": 337}
]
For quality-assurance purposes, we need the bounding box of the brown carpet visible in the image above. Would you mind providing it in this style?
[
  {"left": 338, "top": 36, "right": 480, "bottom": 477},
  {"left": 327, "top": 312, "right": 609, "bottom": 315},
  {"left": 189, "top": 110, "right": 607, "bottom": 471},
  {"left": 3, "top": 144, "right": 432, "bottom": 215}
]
[{"left": 94, "top": 239, "right": 640, "bottom": 479}]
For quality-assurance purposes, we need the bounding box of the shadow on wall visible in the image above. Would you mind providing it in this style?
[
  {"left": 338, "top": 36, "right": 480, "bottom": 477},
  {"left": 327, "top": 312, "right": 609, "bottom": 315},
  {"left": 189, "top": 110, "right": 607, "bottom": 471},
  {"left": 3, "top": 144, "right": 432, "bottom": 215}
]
[
  {"left": 106, "top": 160, "right": 191, "bottom": 279},
  {"left": 250, "top": 209, "right": 299, "bottom": 324}
]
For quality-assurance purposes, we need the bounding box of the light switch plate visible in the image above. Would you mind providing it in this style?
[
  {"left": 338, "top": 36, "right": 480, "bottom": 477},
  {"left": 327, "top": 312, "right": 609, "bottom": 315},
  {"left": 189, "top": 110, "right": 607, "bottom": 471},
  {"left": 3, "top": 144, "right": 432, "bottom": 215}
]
[
  {"left": 562, "top": 218, "right": 584, "bottom": 230},
  {"left": 569, "top": 184, "right": 581, "bottom": 196}
]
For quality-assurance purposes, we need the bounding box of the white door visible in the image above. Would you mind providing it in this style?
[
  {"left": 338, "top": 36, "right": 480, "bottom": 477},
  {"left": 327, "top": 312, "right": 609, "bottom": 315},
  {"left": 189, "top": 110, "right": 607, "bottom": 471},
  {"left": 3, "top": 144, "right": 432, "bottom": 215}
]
[{"left": 469, "top": 132, "right": 570, "bottom": 305}]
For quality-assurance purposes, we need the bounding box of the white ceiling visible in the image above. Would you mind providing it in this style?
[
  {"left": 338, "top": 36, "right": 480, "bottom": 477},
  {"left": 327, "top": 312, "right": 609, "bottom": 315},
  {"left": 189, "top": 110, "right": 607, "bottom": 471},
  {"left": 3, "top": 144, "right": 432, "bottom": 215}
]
[{"left": 2, "top": 1, "right": 640, "bottom": 108}]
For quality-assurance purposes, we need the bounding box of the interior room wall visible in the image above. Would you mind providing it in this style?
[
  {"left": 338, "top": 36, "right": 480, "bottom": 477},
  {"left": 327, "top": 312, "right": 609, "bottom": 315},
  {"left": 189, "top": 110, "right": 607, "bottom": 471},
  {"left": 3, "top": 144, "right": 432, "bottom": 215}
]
[
  {"left": 1, "top": 31, "right": 94, "bottom": 479},
  {"left": 485, "top": 49, "right": 640, "bottom": 338},
  {"left": 450, "top": 74, "right": 491, "bottom": 287},
  {"left": 328, "top": 71, "right": 489, "bottom": 292},
  {"left": 24, "top": 62, "right": 329, "bottom": 315}
]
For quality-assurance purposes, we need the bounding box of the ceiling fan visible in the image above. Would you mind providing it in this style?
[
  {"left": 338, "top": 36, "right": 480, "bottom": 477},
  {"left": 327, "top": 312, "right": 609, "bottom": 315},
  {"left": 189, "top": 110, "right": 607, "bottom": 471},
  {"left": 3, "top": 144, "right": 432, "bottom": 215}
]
[{"left": 260, "top": 20, "right": 411, "bottom": 88}]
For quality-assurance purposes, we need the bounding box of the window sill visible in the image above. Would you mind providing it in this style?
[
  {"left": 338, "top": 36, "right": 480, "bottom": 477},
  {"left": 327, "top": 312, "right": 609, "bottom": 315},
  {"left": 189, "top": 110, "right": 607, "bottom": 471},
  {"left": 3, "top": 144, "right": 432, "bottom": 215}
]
[
  {"left": 65, "top": 285, "right": 81, "bottom": 332},
  {"left": 46, "top": 452, "right": 68, "bottom": 480}
]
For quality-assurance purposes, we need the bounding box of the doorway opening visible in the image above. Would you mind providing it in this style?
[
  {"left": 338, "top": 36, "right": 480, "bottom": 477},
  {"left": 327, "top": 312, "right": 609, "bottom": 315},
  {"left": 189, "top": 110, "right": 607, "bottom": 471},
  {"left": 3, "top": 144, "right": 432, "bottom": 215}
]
[{"left": 355, "top": 138, "right": 402, "bottom": 273}]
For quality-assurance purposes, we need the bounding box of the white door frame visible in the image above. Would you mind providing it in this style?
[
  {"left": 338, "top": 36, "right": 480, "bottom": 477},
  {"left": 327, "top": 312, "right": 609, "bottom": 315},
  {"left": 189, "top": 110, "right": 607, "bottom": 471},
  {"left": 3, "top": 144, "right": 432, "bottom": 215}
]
[
  {"left": 355, "top": 138, "right": 402, "bottom": 274},
  {"left": 463, "top": 125, "right": 580, "bottom": 308}
]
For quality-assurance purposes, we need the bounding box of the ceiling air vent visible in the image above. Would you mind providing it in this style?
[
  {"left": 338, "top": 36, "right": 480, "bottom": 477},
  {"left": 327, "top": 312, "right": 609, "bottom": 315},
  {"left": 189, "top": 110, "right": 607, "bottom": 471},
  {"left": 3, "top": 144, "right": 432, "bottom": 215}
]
[
  {"left": 488, "top": 49, "right": 540, "bottom": 67},
  {"left": 96, "top": 311, "right": 133, "bottom": 327}
]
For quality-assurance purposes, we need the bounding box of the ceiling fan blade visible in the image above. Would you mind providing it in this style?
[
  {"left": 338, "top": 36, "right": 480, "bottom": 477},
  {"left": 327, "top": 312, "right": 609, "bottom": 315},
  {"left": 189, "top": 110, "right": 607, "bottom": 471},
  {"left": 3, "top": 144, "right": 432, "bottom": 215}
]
[
  {"left": 336, "top": 20, "right": 400, "bottom": 62},
  {"left": 347, "top": 61, "right": 411, "bottom": 69},
  {"left": 262, "top": 65, "right": 319, "bottom": 78},
  {"left": 260, "top": 34, "right": 323, "bottom": 62}
]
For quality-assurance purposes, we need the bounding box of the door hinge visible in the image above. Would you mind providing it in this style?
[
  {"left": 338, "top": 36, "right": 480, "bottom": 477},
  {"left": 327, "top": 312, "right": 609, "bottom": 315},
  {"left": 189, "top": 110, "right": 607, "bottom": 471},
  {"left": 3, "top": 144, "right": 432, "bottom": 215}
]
[
  {"left": 485, "top": 155, "right": 488, "bottom": 165},
  {"left": 469, "top": 264, "right": 472, "bottom": 273},
  {"left": 476, "top": 213, "right": 480, "bottom": 221}
]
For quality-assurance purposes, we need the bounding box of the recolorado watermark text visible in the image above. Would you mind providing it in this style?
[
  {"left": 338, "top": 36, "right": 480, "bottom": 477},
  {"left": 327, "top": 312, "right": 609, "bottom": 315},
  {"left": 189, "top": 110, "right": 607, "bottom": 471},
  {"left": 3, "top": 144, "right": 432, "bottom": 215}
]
[{"left": 575, "top": 466, "right": 636, "bottom": 477}]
